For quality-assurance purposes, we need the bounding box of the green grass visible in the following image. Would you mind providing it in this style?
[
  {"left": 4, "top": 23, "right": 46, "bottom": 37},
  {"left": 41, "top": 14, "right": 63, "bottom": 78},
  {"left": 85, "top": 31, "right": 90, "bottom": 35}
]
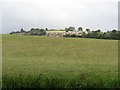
[{"left": 2, "top": 35, "right": 118, "bottom": 88}]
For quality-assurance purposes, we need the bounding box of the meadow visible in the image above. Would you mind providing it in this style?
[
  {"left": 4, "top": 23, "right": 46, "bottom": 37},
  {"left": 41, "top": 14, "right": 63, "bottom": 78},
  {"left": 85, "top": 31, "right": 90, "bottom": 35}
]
[{"left": 2, "top": 35, "right": 118, "bottom": 88}]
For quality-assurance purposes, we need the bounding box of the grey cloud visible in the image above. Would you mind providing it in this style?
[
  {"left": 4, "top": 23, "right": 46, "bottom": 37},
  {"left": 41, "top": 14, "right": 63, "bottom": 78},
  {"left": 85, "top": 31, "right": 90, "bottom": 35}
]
[{"left": 2, "top": 0, "right": 119, "bottom": 33}]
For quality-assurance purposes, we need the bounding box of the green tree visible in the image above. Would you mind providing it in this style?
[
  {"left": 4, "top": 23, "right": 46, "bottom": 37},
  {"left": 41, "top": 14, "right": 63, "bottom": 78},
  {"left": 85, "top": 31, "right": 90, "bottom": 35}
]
[
  {"left": 20, "top": 28, "right": 25, "bottom": 32},
  {"left": 96, "top": 29, "right": 101, "bottom": 33},
  {"left": 78, "top": 27, "right": 83, "bottom": 31},
  {"left": 86, "top": 28, "right": 90, "bottom": 33},
  {"left": 31, "top": 28, "right": 36, "bottom": 31},
  {"left": 112, "top": 29, "right": 117, "bottom": 33},
  {"left": 45, "top": 28, "right": 48, "bottom": 31},
  {"left": 65, "top": 26, "right": 75, "bottom": 32},
  {"left": 36, "top": 28, "right": 40, "bottom": 31}
]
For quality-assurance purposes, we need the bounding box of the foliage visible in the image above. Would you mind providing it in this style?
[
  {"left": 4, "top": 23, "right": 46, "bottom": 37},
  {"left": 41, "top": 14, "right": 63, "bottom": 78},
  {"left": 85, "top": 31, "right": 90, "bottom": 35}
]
[
  {"left": 64, "top": 28, "right": 120, "bottom": 40},
  {"left": 65, "top": 26, "right": 75, "bottom": 32},
  {"left": 29, "top": 28, "right": 46, "bottom": 36},
  {"left": 2, "top": 73, "right": 118, "bottom": 89},
  {"left": 78, "top": 27, "right": 83, "bottom": 31},
  {"left": 10, "top": 28, "right": 46, "bottom": 36},
  {"left": 9, "top": 27, "right": 120, "bottom": 40}
]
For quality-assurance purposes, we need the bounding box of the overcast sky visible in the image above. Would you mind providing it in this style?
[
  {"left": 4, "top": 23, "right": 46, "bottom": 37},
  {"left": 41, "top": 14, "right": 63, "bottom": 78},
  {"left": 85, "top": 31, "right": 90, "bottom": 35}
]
[{"left": 1, "top": 0, "right": 119, "bottom": 34}]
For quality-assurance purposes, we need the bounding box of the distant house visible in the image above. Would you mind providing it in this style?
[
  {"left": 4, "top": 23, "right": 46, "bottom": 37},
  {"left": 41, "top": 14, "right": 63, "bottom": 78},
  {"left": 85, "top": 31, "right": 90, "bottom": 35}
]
[
  {"left": 46, "top": 30, "right": 83, "bottom": 37},
  {"left": 65, "top": 31, "right": 83, "bottom": 36},
  {"left": 46, "top": 31, "right": 66, "bottom": 37}
]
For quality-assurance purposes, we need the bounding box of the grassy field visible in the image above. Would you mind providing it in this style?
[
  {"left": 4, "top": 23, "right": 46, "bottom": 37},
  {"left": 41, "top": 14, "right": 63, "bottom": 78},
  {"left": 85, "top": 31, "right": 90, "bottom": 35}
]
[{"left": 2, "top": 35, "right": 118, "bottom": 88}]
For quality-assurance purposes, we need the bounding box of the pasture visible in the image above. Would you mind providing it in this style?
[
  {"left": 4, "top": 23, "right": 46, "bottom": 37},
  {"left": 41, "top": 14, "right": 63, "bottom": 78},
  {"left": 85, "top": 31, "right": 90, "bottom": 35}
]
[{"left": 2, "top": 35, "right": 118, "bottom": 88}]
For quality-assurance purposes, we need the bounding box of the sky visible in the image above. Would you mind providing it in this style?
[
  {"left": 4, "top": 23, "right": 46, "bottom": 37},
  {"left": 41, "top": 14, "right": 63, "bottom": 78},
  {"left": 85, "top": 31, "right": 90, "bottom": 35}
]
[{"left": 1, "top": 0, "right": 119, "bottom": 34}]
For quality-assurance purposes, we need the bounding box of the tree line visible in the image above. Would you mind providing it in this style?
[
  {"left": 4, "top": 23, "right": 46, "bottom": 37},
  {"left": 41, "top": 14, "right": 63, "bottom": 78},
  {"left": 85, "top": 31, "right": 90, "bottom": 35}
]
[
  {"left": 64, "top": 26, "right": 120, "bottom": 40},
  {"left": 10, "top": 26, "right": 120, "bottom": 40},
  {"left": 10, "top": 28, "right": 46, "bottom": 36}
]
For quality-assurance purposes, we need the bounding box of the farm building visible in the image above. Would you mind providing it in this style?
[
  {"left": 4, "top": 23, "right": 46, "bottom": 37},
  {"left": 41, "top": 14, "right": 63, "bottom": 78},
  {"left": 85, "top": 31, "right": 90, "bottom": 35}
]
[{"left": 46, "top": 31, "right": 83, "bottom": 37}]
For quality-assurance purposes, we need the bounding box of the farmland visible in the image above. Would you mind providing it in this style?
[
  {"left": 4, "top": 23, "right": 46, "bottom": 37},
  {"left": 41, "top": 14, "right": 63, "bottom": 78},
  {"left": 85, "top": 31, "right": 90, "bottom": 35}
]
[{"left": 2, "top": 35, "right": 118, "bottom": 88}]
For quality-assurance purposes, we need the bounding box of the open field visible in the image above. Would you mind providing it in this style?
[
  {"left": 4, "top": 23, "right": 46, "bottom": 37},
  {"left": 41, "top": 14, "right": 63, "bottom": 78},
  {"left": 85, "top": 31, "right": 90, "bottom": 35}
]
[{"left": 2, "top": 35, "right": 118, "bottom": 88}]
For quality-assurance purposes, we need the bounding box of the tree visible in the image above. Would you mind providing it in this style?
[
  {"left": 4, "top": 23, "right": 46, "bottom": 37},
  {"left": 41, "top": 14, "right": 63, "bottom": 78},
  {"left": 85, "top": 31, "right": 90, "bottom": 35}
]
[
  {"left": 86, "top": 28, "right": 90, "bottom": 33},
  {"left": 45, "top": 28, "right": 48, "bottom": 31},
  {"left": 112, "top": 29, "right": 117, "bottom": 33},
  {"left": 68, "top": 26, "right": 75, "bottom": 31},
  {"left": 40, "top": 29, "right": 44, "bottom": 32},
  {"left": 29, "top": 28, "right": 46, "bottom": 36},
  {"left": 38, "top": 29, "right": 46, "bottom": 35},
  {"left": 20, "top": 28, "right": 25, "bottom": 32},
  {"left": 65, "top": 26, "right": 75, "bottom": 32},
  {"left": 78, "top": 27, "right": 83, "bottom": 31},
  {"left": 110, "top": 29, "right": 118, "bottom": 39},
  {"left": 36, "top": 28, "right": 40, "bottom": 31},
  {"left": 31, "top": 28, "right": 36, "bottom": 31},
  {"left": 96, "top": 29, "right": 101, "bottom": 33}
]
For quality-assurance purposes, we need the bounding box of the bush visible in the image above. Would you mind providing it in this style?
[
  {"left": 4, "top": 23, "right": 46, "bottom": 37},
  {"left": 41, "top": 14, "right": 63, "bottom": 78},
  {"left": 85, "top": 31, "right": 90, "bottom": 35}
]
[{"left": 70, "top": 34, "right": 76, "bottom": 37}]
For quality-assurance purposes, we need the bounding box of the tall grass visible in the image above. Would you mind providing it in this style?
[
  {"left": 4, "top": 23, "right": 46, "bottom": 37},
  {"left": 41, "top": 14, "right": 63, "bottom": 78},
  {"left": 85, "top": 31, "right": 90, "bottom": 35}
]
[{"left": 2, "top": 73, "right": 118, "bottom": 89}]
